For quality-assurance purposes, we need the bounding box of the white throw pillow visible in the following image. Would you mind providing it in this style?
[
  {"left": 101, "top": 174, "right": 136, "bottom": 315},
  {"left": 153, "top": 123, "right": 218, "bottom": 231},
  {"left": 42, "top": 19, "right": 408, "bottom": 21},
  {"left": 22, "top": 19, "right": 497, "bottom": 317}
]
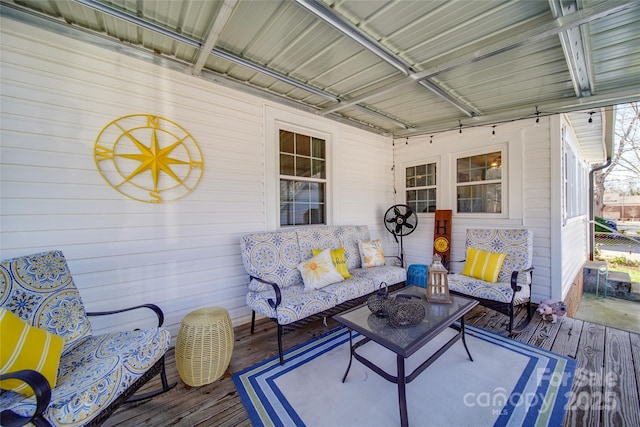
[
  {"left": 298, "top": 249, "right": 344, "bottom": 290},
  {"left": 358, "top": 239, "right": 385, "bottom": 268}
]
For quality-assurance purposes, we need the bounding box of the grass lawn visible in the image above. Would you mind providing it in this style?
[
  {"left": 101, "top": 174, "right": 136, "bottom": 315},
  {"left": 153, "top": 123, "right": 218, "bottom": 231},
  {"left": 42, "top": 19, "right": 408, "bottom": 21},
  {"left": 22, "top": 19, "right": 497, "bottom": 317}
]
[{"left": 608, "top": 265, "right": 640, "bottom": 283}]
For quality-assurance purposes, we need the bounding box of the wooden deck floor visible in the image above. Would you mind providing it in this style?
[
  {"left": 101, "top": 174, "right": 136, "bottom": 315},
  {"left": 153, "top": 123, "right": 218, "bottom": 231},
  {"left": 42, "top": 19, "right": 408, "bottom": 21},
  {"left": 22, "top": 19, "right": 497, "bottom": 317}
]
[{"left": 104, "top": 305, "right": 640, "bottom": 427}]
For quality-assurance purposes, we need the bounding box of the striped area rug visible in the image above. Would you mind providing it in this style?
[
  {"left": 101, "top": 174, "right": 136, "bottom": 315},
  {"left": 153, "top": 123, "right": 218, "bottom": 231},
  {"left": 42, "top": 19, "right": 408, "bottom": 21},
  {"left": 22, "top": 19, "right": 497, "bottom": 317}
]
[{"left": 233, "top": 324, "right": 576, "bottom": 427}]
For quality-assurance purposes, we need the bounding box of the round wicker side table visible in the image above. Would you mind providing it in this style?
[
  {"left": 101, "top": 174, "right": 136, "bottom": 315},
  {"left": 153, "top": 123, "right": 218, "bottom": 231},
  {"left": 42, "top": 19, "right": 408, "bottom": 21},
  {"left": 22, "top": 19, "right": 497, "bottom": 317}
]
[{"left": 175, "top": 307, "right": 234, "bottom": 387}]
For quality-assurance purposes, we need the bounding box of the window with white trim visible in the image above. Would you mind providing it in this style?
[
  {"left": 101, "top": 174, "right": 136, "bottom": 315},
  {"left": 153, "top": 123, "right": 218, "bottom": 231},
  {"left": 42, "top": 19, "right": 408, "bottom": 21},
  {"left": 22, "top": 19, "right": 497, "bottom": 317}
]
[
  {"left": 405, "top": 163, "right": 437, "bottom": 213},
  {"left": 563, "top": 139, "right": 587, "bottom": 221},
  {"left": 279, "top": 129, "right": 326, "bottom": 226},
  {"left": 456, "top": 150, "right": 503, "bottom": 213}
]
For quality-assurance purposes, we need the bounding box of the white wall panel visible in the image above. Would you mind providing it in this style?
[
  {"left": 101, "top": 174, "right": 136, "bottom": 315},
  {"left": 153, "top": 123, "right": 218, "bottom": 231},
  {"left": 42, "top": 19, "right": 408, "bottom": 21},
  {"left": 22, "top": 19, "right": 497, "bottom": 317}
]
[
  {"left": 394, "top": 120, "right": 553, "bottom": 301},
  {"left": 0, "top": 17, "right": 396, "bottom": 343}
]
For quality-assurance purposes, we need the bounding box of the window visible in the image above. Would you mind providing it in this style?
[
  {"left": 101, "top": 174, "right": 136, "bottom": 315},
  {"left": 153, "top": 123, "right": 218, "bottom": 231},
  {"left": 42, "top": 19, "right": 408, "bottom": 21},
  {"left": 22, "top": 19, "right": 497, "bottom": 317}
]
[
  {"left": 405, "top": 163, "right": 436, "bottom": 213},
  {"left": 279, "top": 129, "right": 326, "bottom": 226},
  {"left": 563, "top": 135, "right": 587, "bottom": 221},
  {"left": 456, "top": 151, "right": 503, "bottom": 213}
]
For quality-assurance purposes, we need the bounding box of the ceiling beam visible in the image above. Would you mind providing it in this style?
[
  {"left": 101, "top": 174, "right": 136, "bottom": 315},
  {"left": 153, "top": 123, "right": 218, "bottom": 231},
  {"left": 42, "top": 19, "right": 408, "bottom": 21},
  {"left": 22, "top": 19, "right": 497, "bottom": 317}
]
[
  {"left": 192, "top": 0, "right": 238, "bottom": 76},
  {"left": 351, "top": 105, "right": 413, "bottom": 129},
  {"left": 548, "top": 0, "right": 595, "bottom": 97},
  {"left": 294, "top": 0, "right": 477, "bottom": 117},
  {"left": 322, "top": 0, "right": 639, "bottom": 115},
  {"left": 72, "top": 0, "right": 339, "bottom": 102},
  {"left": 72, "top": 0, "right": 422, "bottom": 129}
]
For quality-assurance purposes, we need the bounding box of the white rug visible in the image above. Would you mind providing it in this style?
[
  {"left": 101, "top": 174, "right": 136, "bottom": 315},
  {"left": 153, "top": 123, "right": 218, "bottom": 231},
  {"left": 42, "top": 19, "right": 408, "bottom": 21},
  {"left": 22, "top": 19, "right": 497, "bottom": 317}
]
[{"left": 233, "top": 325, "right": 575, "bottom": 427}]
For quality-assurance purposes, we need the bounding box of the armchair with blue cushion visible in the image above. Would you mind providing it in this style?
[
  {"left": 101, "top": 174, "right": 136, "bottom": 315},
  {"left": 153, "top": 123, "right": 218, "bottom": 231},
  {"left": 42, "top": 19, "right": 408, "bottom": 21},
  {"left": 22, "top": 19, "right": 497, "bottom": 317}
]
[
  {"left": 0, "top": 250, "right": 176, "bottom": 427},
  {"left": 447, "top": 228, "right": 534, "bottom": 333}
]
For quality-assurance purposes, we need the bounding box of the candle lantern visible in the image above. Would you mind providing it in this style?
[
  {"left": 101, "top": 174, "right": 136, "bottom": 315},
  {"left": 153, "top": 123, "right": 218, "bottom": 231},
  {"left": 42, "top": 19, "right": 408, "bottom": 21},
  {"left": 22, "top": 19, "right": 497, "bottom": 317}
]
[{"left": 426, "top": 254, "right": 451, "bottom": 303}]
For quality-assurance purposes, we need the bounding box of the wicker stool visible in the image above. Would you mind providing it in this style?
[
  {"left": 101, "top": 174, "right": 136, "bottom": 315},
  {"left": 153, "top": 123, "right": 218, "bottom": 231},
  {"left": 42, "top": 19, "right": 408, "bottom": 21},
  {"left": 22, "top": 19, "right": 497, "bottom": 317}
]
[{"left": 175, "top": 307, "right": 234, "bottom": 387}]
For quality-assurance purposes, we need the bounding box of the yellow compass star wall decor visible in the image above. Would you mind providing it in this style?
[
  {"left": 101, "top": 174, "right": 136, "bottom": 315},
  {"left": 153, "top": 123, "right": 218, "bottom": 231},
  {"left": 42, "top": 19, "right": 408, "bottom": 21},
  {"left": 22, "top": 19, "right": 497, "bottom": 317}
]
[{"left": 94, "top": 114, "right": 204, "bottom": 203}]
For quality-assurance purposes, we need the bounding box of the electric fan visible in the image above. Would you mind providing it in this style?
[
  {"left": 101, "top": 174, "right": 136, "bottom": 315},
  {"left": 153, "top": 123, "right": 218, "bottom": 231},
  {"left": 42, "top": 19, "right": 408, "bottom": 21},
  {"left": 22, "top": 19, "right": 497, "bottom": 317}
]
[{"left": 384, "top": 204, "right": 418, "bottom": 267}]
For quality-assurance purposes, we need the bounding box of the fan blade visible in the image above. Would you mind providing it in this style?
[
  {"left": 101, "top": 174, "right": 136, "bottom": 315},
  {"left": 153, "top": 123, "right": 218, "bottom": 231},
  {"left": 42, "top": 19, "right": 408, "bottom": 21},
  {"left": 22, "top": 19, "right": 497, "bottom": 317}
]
[
  {"left": 404, "top": 223, "right": 414, "bottom": 229},
  {"left": 394, "top": 206, "right": 401, "bottom": 217},
  {"left": 386, "top": 217, "right": 396, "bottom": 223},
  {"left": 405, "top": 208, "right": 414, "bottom": 218},
  {"left": 395, "top": 224, "right": 402, "bottom": 234}
]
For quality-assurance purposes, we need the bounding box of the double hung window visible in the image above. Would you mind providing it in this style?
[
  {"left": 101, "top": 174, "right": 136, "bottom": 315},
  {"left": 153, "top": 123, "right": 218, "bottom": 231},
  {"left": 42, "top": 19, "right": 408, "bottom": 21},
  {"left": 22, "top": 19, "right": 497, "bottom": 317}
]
[
  {"left": 405, "top": 163, "right": 437, "bottom": 213},
  {"left": 456, "top": 151, "right": 503, "bottom": 214},
  {"left": 279, "top": 130, "right": 326, "bottom": 226}
]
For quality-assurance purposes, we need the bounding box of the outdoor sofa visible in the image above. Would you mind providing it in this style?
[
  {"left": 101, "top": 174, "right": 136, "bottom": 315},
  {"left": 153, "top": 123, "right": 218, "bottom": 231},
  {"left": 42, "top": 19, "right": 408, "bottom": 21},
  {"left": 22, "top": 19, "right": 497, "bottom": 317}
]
[{"left": 240, "top": 225, "right": 406, "bottom": 364}]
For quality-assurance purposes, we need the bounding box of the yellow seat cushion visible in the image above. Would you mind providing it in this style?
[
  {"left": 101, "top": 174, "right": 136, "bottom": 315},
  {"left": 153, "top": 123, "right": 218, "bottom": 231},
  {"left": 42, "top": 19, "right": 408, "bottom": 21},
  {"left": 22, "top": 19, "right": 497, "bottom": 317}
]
[
  {"left": 461, "top": 247, "right": 507, "bottom": 283},
  {"left": 312, "top": 247, "right": 351, "bottom": 279},
  {"left": 0, "top": 308, "right": 64, "bottom": 396}
]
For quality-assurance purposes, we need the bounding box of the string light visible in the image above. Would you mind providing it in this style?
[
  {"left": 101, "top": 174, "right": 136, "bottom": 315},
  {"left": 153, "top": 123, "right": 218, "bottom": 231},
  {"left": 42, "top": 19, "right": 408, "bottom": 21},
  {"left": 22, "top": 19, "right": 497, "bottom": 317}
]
[
  {"left": 491, "top": 125, "right": 496, "bottom": 138},
  {"left": 400, "top": 105, "right": 609, "bottom": 141}
]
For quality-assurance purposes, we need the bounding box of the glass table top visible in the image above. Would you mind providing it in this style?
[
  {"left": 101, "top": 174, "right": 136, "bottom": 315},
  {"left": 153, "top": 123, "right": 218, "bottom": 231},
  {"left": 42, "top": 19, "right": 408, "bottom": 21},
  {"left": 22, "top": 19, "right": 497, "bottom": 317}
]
[{"left": 333, "top": 285, "right": 478, "bottom": 357}]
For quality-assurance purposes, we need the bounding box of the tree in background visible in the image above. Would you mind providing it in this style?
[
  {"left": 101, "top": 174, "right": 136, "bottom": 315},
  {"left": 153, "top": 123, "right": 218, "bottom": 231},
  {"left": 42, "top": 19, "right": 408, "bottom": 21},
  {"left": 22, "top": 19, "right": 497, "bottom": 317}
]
[{"left": 594, "top": 102, "right": 640, "bottom": 217}]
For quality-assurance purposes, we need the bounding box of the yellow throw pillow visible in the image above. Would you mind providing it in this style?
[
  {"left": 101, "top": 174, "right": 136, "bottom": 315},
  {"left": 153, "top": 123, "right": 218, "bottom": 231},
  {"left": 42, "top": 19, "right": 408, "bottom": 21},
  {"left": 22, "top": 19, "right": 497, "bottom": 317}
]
[
  {"left": 312, "top": 247, "right": 351, "bottom": 279},
  {"left": 461, "top": 247, "right": 507, "bottom": 283},
  {"left": 358, "top": 239, "right": 385, "bottom": 268},
  {"left": 0, "top": 308, "right": 64, "bottom": 396},
  {"left": 297, "top": 249, "right": 345, "bottom": 290}
]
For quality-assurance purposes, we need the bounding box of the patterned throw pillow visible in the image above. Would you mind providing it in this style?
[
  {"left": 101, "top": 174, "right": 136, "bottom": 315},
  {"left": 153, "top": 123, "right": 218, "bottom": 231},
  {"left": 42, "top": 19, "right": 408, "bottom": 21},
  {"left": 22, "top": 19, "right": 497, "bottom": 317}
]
[
  {"left": 312, "top": 247, "right": 351, "bottom": 279},
  {"left": 297, "top": 249, "right": 344, "bottom": 290},
  {"left": 0, "top": 308, "right": 64, "bottom": 396},
  {"left": 461, "top": 247, "right": 507, "bottom": 283},
  {"left": 358, "top": 239, "right": 385, "bottom": 268}
]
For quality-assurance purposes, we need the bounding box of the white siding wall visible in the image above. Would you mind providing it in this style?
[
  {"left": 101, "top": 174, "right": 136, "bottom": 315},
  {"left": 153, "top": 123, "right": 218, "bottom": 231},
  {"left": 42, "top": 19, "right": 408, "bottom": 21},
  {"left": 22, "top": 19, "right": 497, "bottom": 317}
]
[
  {"left": 557, "top": 115, "right": 590, "bottom": 300},
  {"left": 394, "top": 120, "right": 554, "bottom": 302},
  {"left": 0, "top": 18, "right": 395, "bottom": 341}
]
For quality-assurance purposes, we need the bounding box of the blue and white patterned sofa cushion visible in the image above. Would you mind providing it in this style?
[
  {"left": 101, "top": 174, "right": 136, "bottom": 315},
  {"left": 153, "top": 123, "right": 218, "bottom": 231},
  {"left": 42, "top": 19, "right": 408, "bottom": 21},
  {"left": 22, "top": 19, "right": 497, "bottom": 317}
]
[
  {"left": 449, "top": 229, "right": 533, "bottom": 304},
  {"left": 320, "top": 275, "right": 376, "bottom": 305},
  {"left": 351, "top": 264, "right": 407, "bottom": 291},
  {"left": 240, "top": 231, "right": 302, "bottom": 292},
  {"left": 336, "top": 225, "right": 371, "bottom": 271},
  {"left": 246, "top": 285, "right": 338, "bottom": 325},
  {"left": 296, "top": 226, "right": 344, "bottom": 262},
  {"left": 1, "top": 250, "right": 171, "bottom": 427},
  {"left": 243, "top": 225, "right": 406, "bottom": 325}
]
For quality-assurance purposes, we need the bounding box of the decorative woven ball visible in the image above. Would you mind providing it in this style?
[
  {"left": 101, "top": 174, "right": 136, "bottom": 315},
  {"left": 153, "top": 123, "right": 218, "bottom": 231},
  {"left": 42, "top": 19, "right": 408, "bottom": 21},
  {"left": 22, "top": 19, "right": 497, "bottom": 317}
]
[
  {"left": 175, "top": 307, "right": 234, "bottom": 387},
  {"left": 388, "top": 295, "right": 425, "bottom": 328}
]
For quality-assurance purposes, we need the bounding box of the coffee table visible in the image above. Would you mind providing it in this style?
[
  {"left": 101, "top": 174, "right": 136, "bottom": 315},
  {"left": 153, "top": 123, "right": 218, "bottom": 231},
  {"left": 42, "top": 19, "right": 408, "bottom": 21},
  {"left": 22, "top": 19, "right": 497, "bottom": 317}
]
[{"left": 333, "top": 285, "right": 478, "bottom": 427}]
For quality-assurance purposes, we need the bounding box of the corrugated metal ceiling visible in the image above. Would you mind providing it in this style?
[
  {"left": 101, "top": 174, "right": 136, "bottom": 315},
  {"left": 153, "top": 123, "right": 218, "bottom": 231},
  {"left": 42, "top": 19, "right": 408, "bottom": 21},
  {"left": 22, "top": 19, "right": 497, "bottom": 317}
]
[{"left": 2, "top": 0, "right": 639, "bottom": 147}]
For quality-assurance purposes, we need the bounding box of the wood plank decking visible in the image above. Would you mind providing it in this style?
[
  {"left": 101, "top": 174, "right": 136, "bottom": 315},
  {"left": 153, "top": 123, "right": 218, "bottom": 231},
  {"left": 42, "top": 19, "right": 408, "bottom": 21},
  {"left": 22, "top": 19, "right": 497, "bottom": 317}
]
[{"left": 104, "top": 305, "right": 640, "bottom": 427}]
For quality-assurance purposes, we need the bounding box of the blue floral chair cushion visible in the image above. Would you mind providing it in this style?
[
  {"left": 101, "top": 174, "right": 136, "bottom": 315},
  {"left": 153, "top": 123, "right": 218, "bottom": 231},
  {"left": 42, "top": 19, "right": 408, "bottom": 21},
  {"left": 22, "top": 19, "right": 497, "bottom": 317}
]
[
  {"left": 448, "top": 228, "right": 533, "bottom": 304},
  {"left": 1, "top": 250, "right": 92, "bottom": 352},
  {"left": 1, "top": 250, "right": 172, "bottom": 426}
]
